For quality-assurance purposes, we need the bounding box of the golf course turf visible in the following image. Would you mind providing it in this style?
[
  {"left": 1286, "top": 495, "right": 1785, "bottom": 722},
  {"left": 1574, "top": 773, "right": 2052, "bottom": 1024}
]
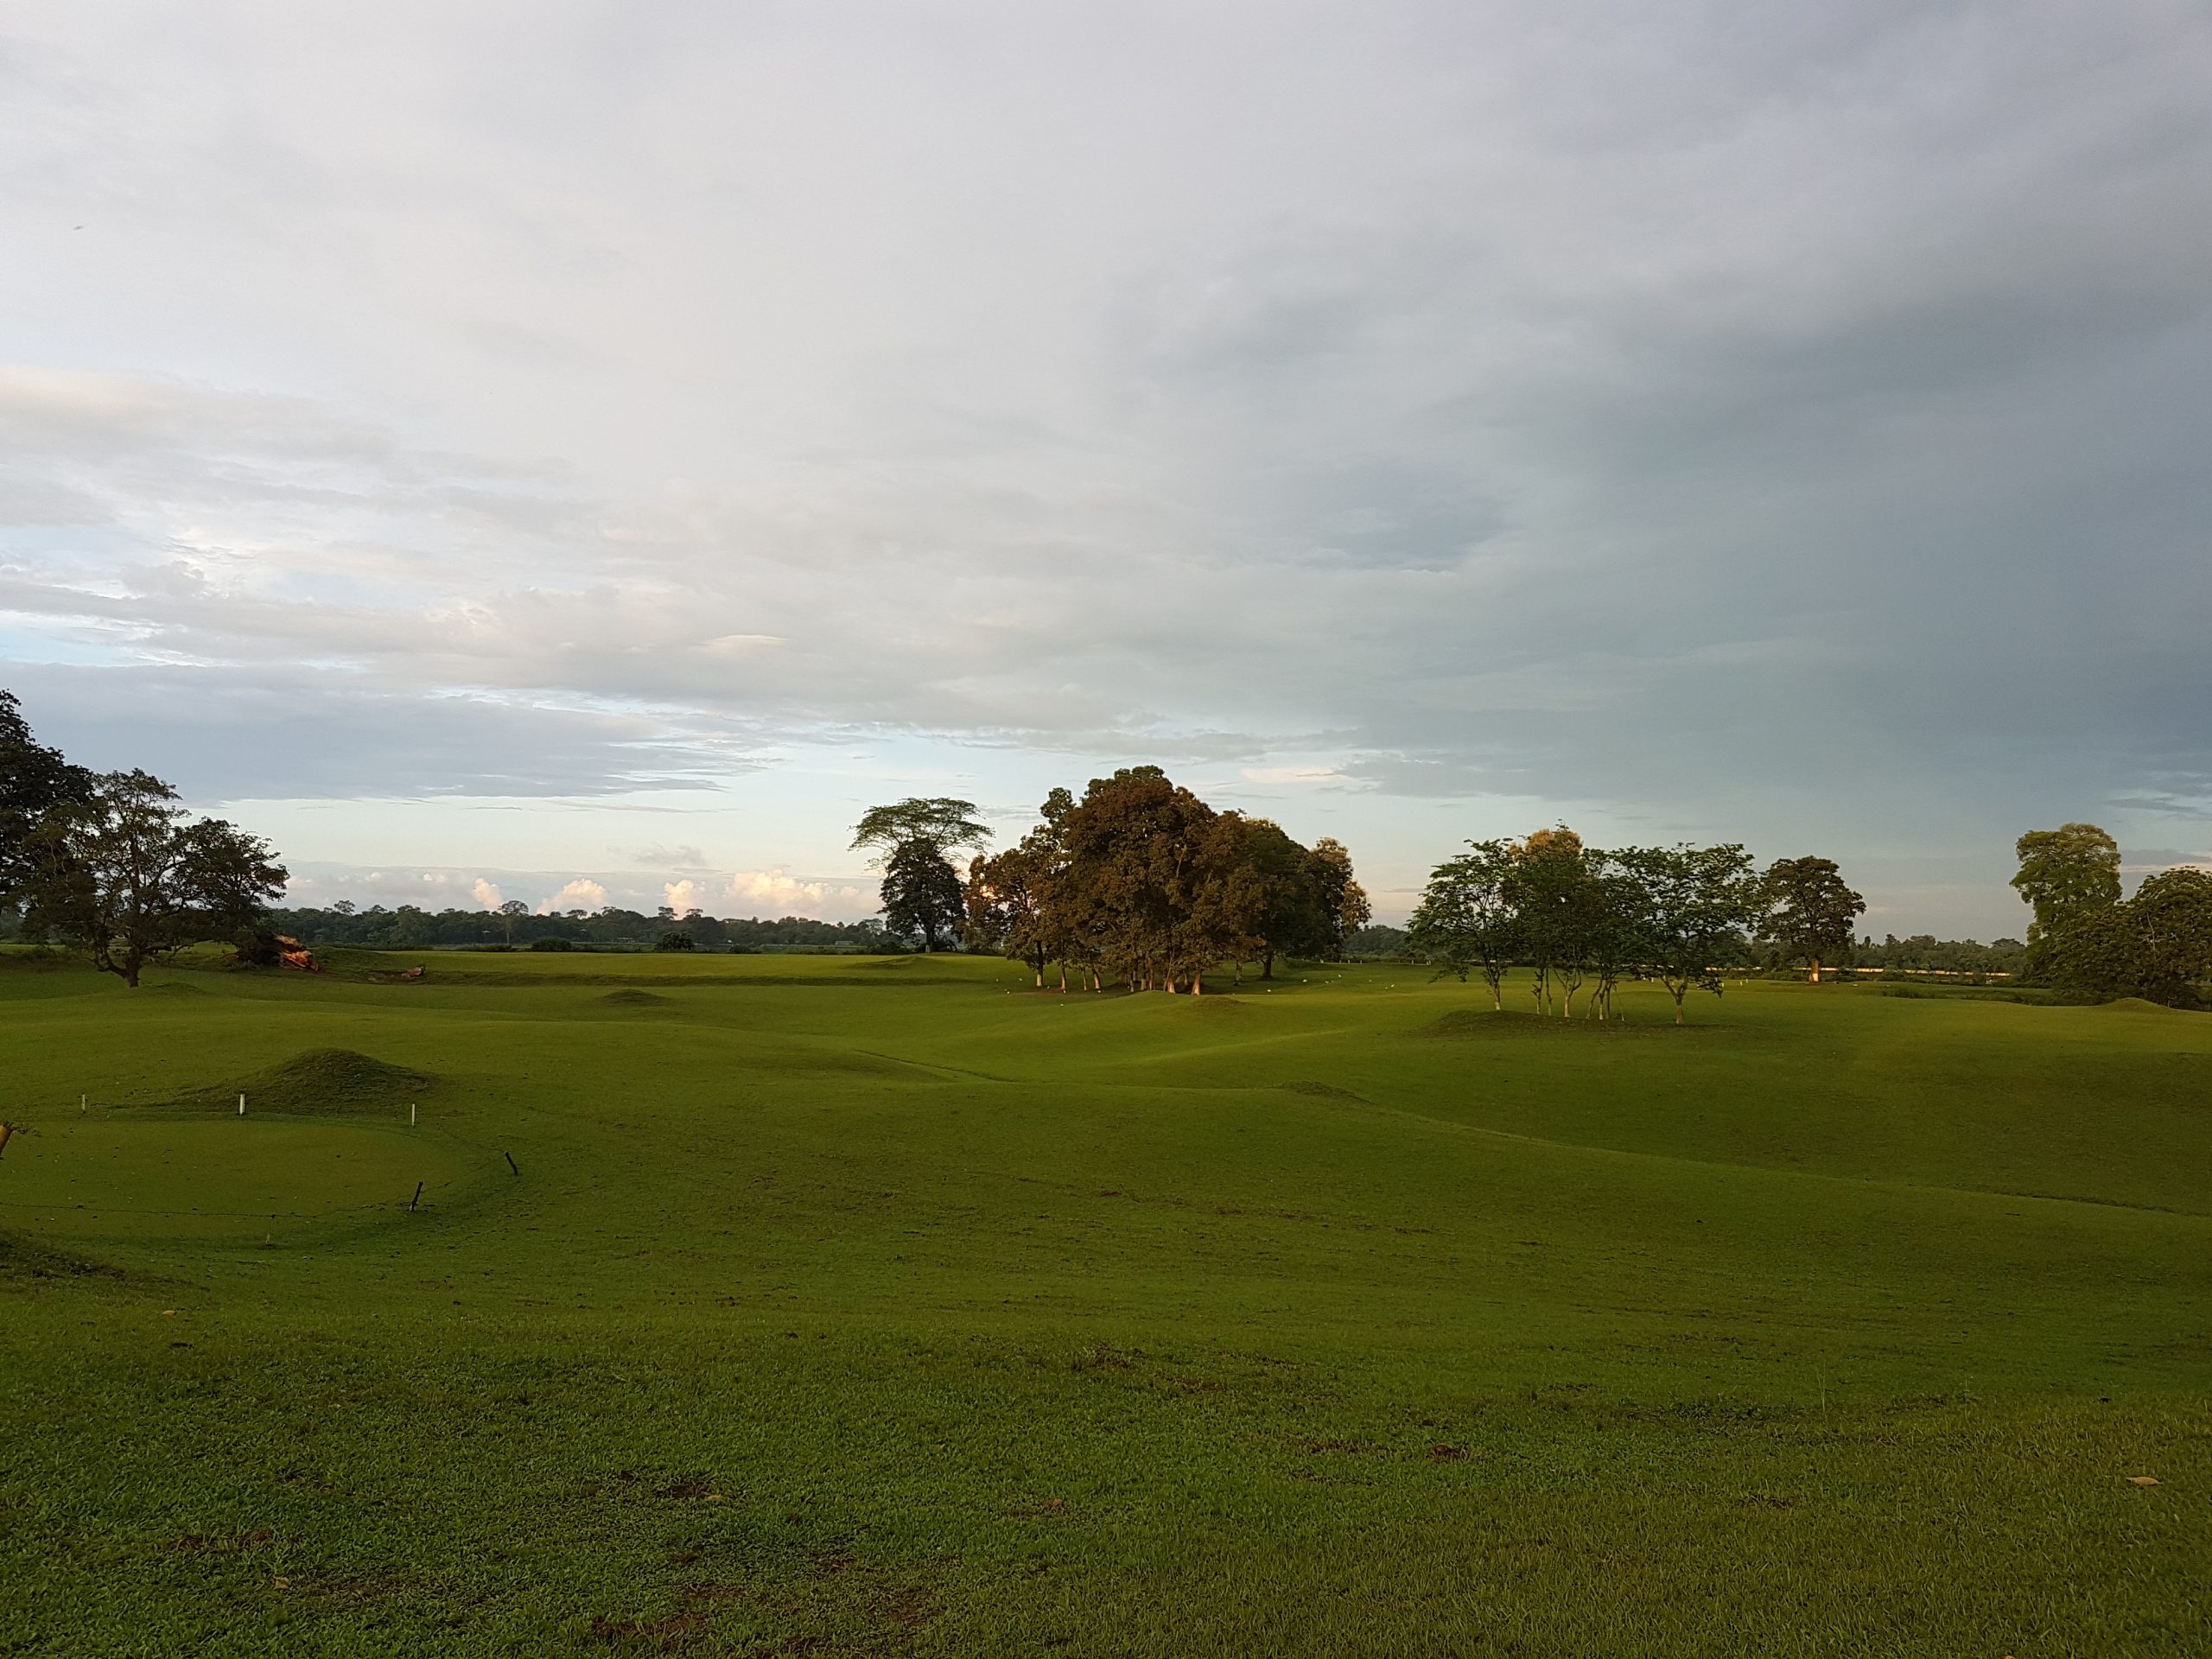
[{"left": 1, "top": 950, "right": 2206, "bottom": 1655}]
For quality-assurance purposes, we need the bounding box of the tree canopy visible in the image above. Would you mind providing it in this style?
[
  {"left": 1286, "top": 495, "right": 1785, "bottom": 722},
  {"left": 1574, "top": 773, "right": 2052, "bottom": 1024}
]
[
  {"left": 2011, "top": 823, "right": 2122, "bottom": 943},
  {"left": 16, "top": 769, "right": 287, "bottom": 987},
  {"left": 961, "top": 768, "right": 1366, "bottom": 993},
  {"left": 1759, "top": 856, "right": 1866, "bottom": 984},
  {"left": 1410, "top": 831, "right": 1764, "bottom": 1022}
]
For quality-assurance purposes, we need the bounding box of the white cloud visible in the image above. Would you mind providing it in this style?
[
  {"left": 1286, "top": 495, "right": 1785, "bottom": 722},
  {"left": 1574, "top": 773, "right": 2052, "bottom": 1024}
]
[
  {"left": 662, "top": 878, "right": 708, "bottom": 918},
  {"left": 470, "top": 877, "right": 503, "bottom": 910},
  {"left": 539, "top": 878, "right": 608, "bottom": 916}
]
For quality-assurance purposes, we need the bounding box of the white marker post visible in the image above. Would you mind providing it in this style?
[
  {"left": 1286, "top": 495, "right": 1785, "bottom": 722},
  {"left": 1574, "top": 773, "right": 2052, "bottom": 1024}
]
[
  {"left": 238, "top": 1093, "right": 246, "bottom": 1116},
  {"left": 410, "top": 1102, "right": 417, "bottom": 1126}
]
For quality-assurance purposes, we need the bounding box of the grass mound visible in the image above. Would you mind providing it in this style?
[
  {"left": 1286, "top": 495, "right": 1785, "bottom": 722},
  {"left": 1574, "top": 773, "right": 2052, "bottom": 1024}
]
[
  {"left": 598, "top": 988, "right": 677, "bottom": 1007},
  {"left": 1281, "top": 1079, "right": 1369, "bottom": 1103},
  {"left": 166, "top": 1047, "right": 431, "bottom": 1115},
  {"left": 1418, "top": 1007, "right": 1501, "bottom": 1038}
]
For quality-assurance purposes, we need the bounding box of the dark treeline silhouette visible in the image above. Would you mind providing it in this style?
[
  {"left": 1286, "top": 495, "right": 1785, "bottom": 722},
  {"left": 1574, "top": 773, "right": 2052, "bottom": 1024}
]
[
  {"left": 1855, "top": 934, "right": 2026, "bottom": 977},
  {"left": 264, "top": 904, "right": 899, "bottom": 953}
]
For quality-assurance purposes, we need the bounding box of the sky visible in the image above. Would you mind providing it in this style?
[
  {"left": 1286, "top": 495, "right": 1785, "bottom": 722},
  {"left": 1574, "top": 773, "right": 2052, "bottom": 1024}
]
[{"left": 3, "top": 1, "right": 2209, "bottom": 935}]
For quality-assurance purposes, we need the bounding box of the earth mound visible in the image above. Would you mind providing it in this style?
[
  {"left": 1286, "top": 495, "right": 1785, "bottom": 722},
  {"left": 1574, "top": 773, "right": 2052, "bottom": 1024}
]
[
  {"left": 1281, "top": 1080, "right": 1369, "bottom": 1103},
  {"left": 1418, "top": 1009, "right": 1493, "bottom": 1038},
  {"left": 166, "top": 1047, "right": 432, "bottom": 1115}
]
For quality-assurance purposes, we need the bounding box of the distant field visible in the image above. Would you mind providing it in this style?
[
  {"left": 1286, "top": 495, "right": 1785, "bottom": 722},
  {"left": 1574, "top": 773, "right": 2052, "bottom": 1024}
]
[{"left": 2, "top": 951, "right": 2207, "bottom": 1656}]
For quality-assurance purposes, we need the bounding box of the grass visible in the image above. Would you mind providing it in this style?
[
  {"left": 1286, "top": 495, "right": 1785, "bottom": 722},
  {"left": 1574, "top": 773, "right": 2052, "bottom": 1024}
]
[{"left": 1, "top": 950, "right": 2206, "bottom": 1656}]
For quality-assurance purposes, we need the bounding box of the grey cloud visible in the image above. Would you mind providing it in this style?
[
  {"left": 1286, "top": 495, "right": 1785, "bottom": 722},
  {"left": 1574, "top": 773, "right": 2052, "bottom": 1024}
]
[{"left": 2, "top": 2, "right": 2209, "bottom": 935}]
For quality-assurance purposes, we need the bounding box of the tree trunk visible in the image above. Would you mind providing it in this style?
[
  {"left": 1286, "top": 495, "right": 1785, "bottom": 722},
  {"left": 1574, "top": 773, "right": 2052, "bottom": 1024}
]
[
  {"left": 1192, "top": 971, "right": 1204, "bottom": 995},
  {"left": 1808, "top": 955, "right": 1821, "bottom": 984},
  {"left": 1674, "top": 988, "right": 1686, "bottom": 1025},
  {"left": 1058, "top": 961, "right": 1068, "bottom": 992},
  {"left": 1261, "top": 951, "right": 1274, "bottom": 980}
]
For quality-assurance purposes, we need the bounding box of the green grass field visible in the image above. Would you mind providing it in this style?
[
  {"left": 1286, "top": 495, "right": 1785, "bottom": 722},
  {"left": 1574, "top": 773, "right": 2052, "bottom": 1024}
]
[{"left": 2, "top": 950, "right": 2206, "bottom": 1656}]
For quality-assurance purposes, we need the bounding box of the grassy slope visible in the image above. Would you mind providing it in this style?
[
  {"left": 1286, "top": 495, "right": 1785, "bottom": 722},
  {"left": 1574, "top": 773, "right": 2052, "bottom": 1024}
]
[{"left": 1, "top": 952, "right": 2207, "bottom": 1656}]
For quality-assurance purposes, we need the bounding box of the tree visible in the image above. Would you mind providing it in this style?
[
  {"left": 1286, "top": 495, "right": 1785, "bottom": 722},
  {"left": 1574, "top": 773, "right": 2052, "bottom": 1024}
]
[
  {"left": 880, "top": 836, "right": 967, "bottom": 950},
  {"left": 1408, "top": 839, "right": 1519, "bottom": 1010},
  {"left": 2037, "top": 865, "right": 2212, "bottom": 1007},
  {"left": 17, "top": 770, "right": 286, "bottom": 987},
  {"left": 0, "top": 689, "right": 92, "bottom": 906},
  {"left": 1306, "top": 837, "right": 1371, "bottom": 959},
  {"left": 2124, "top": 867, "right": 2212, "bottom": 1006},
  {"left": 1615, "top": 843, "right": 1759, "bottom": 1023},
  {"left": 498, "top": 897, "right": 530, "bottom": 946},
  {"left": 2012, "top": 823, "right": 2122, "bottom": 981},
  {"left": 1053, "top": 767, "right": 1250, "bottom": 992},
  {"left": 1760, "top": 856, "right": 1865, "bottom": 983},
  {"left": 854, "top": 797, "right": 991, "bottom": 954},
  {"left": 1506, "top": 826, "right": 1591, "bottom": 1014},
  {"left": 851, "top": 798, "right": 992, "bottom": 861},
  {"left": 2012, "top": 823, "right": 2122, "bottom": 938}
]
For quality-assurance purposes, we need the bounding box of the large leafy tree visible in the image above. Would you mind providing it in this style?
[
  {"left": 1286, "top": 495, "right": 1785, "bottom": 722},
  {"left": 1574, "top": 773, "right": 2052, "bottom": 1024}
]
[
  {"left": 1614, "top": 843, "right": 1759, "bottom": 1023},
  {"left": 1408, "top": 838, "right": 1520, "bottom": 1010},
  {"left": 2037, "top": 865, "right": 2212, "bottom": 1006},
  {"left": 1505, "top": 826, "right": 1592, "bottom": 1014},
  {"left": 2012, "top": 823, "right": 2122, "bottom": 980},
  {"left": 1760, "top": 855, "right": 1865, "bottom": 983},
  {"left": 1055, "top": 767, "right": 1262, "bottom": 993},
  {"left": 965, "top": 791, "right": 1078, "bottom": 986},
  {"left": 853, "top": 797, "right": 991, "bottom": 953},
  {"left": 2011, "top": 823, "right": 2122, "bottom": 936},
  {"left": 2125, "top": 868, "right": 2212, "bottom": 1005},
  {"left": 878, "top": 836, "right": 968, "bottom": 951},
  {"left": 18, "top": 769, "right": 287, "bottom": 987},
  {"left": 1, "top": 689, "right": 93, "bottom": 906}
]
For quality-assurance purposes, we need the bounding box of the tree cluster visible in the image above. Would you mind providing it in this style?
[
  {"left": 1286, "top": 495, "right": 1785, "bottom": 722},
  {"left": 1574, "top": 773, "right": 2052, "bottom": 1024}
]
[
  {"left": 2012, "top": 823, "right": 2212, "bottom": 1006},
  {"left": 1, "top": 692, "right": 286, "bottom": 987},
  {"left": 1408, "top": 830, "right": 1865, "bottom": 1023},
  {"left": 955, "top": 767, "right": 1370, "bottom": 992}
]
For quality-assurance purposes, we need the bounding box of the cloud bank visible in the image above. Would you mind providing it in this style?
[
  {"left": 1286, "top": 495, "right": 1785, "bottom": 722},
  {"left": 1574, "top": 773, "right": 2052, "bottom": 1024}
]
[{"left": 3, "top": 3, "right": 2209, "bottom": 933}]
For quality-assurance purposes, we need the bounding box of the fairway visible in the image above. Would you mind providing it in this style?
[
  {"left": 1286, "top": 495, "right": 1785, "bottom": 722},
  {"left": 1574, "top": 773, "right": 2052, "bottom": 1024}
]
[{"left": 3, "top": 952, "right": 2208, "bottom": 1656}]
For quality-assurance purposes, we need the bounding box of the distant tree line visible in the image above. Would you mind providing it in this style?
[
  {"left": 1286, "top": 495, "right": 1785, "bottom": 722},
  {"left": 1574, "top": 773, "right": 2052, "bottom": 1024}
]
[
  {"left": 264, "top": 904, "right": 901, "bottom": 953},
  {"left": 2011, "top": 823, "right": 2212, "bottom": 1007},
  {"left": 1853, "top": 934, "right": 2026, "bottom": 977},
  {"left": 0, "top": 691, "right": 285, "bottom": 986},
  {"left": 1408, "top": 830, "right": 1865, "bottom": 1023},
  {"left": 858, "top": 768, "right": 1370, "bottom": 990}
]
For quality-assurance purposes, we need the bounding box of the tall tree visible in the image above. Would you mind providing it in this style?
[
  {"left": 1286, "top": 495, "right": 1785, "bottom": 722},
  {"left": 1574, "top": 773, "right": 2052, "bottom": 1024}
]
[
  {"left": 0, "top": 689, "right": 93, "bottom": 906},
  {"left": 2124, "top": 867, "right": 2212, "bottom": 1006},
  {"left": 1614, "top": 843, "right": 1759, "bottom": 1023},
  {"left": 17, "top": 770, "right": 287, "bottom": 987},
  {"left": 1306, "top": 837, "right": 1371, "bottom": 958},
  {"left": 879, "top": 836, "right": 967, "bottom": 951},
  {"left": 1408, "top": 839, "right": 1520, "bottom": 1010},
  {"left": 2012, "top": 823, "right": 2122, "bottom": 980},
  {"left": 853, "top": 797, "right": 990, "bottom": 953},
  {"left": 1760, "top": 855, "right": 1865, "bottom": 984},
  {"left": 1506, "top": 826, "right": 1590, "bottom": 1015}
]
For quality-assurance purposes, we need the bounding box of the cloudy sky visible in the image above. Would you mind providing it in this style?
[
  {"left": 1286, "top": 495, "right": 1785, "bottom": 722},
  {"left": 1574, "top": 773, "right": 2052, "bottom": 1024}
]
[{"left": 3, "top": 2, "right": 2208, "bottom": 933}]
